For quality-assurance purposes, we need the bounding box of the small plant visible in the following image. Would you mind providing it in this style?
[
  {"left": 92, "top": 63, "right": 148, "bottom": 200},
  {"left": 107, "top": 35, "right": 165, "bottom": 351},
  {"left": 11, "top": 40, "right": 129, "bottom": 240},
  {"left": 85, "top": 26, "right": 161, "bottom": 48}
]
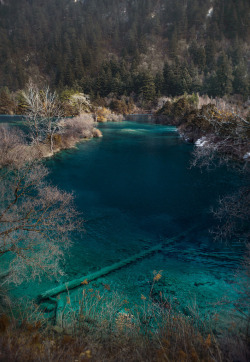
[{"left": 1, "top": 278, "right": 249, "bottom": 361}]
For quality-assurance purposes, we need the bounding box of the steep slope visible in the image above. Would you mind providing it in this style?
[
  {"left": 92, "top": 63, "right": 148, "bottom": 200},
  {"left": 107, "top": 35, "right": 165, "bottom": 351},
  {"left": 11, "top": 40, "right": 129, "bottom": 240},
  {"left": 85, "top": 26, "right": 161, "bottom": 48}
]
[{"left": 0, "top": 0, "right": 249, "bottom": 99}]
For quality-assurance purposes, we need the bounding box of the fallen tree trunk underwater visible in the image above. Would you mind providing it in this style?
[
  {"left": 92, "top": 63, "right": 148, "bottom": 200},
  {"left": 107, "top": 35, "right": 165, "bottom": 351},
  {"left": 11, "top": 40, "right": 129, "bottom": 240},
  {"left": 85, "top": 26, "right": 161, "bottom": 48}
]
[
  {"left": 48, "top": 296, "right": 65, "bottom": 328},
  {"left": 38, "top": 230, "right": 190, "bottom": 302}
]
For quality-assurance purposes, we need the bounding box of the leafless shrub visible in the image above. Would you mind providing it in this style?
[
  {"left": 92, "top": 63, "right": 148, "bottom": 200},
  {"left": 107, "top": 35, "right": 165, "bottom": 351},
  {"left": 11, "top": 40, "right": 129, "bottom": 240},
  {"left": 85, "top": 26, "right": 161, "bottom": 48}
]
[
  {"left": 22, "top": 82, "right": 64, "bottom": 153},
  {"left": 191, "top": 107, "right": 250, "bottom": 241},
  {"left": 59, "top": 114, "right": 96, "bottom": 148},
  {"left": 62, "top": 114, "right": 94, "bottom": 138},
  {"left": 191, "top": 135, "right": 249, "bottom": 172},
  {"left": 0, "top": 161, "right": 83, "bottom": 285},
  {"left": 0, "top": 126, "right": 83, "bottom": 285},
  {"left": 197, "top": 95, "right": 216, "bottom": 109},
  {"left": 105, "top": 113, "right": 124, "bottom": 122},
  {"left": 190, "top": 105, "right": 250, "bottom": 169},
  {"left": 211, "top": 188, "right": 250, "bottom": 242},
  {"left": 190, "top": 104, "right": 250, "bottom": 342},
  {"left": 0, "top": 127, "right": 32, "bottom": 168}
]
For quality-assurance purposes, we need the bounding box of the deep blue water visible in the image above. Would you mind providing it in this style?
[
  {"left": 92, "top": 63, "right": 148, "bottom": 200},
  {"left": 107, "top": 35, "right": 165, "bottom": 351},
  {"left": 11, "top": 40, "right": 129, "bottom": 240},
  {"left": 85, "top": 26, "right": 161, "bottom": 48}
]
[
  {"left": 1, "top": 116, "right": 246, "bottom": 319},
  {"left": 46, "top": 120, "right": 242, "bottom": 258},
  {"left": 45, "top": 120, "right": 245, "bottom": 316}
]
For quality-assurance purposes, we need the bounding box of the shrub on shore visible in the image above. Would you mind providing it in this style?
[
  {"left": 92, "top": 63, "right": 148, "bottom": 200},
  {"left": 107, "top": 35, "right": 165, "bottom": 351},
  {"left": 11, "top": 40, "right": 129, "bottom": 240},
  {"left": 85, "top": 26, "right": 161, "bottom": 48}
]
[
  {"left": 155, "top": 94, "right": 199, "bottom": 126},
  {"left": 61, "top": 114, "right": 95, "bottom": 141}
]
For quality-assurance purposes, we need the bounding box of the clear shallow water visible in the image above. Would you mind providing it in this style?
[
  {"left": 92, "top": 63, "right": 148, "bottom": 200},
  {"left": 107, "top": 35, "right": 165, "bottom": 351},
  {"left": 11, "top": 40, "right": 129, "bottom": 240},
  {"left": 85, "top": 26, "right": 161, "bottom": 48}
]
[
  {"left": 2, "top": 117, "right": 246, "bottom": 322},
  {"left": 45, "top": 121, "right": 245, "bottom": 317}
]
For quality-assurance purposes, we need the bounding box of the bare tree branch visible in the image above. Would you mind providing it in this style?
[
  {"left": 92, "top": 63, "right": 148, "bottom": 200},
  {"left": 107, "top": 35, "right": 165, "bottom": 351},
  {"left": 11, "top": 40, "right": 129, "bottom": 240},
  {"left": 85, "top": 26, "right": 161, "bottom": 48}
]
[
  {"left": 0, "top": 127, "right": 83, "bottom": 285},
  {"left": 190, "top": 105, "right": 250, "bottom": 243},
  {"left": 22, "top": 82, "right": 64, "bottom": 154}
]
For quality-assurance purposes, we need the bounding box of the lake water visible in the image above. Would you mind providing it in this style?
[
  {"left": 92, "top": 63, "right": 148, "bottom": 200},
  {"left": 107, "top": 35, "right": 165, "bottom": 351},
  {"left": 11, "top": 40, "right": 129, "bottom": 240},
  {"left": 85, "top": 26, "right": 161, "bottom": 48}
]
[{"left": 1, "top": 116, "right": 246, "bottom": 324}]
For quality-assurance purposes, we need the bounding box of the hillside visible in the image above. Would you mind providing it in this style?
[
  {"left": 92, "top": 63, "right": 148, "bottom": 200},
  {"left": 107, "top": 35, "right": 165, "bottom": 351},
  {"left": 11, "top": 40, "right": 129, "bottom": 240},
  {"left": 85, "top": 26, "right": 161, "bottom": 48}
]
[{"left": 0, "top": 0, "right": 249, "bottom": 100}]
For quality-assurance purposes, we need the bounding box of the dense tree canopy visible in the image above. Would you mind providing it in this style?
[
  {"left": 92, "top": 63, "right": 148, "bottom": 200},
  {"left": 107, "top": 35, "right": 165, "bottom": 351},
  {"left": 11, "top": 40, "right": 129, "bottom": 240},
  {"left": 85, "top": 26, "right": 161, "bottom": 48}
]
[{"left": 0, "top": 0, "right": 249, "bottom": 100}]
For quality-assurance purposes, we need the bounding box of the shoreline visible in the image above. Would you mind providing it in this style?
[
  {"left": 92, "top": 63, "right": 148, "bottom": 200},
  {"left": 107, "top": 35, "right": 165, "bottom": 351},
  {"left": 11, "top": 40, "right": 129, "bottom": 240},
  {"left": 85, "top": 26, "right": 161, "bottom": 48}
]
[{"left": 0, "top": 113, "right": 103, "bottom": 160}]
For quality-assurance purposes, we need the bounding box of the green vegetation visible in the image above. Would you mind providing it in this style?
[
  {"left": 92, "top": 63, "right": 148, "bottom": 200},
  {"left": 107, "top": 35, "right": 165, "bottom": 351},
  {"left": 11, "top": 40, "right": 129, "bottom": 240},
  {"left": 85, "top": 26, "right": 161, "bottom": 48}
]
[
  {"left": 156, "top": 94, "right": 199, "bottom": 125},
  {"left": 0, "top": 0, "right": 249, "bottom": 104}
]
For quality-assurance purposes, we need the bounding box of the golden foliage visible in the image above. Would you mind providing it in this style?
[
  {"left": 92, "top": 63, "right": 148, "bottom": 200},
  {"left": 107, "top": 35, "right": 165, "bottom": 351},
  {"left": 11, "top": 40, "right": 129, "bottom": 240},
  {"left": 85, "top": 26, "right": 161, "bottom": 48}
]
[
  {"left": 96, "top": 107, "right": 110, "bottom": 122},
  {"left": 153, "top": 270, "right": 163, "bottom": 282},
  {"left": 81, "top": 279, "right": 88, "bottom": 285}
]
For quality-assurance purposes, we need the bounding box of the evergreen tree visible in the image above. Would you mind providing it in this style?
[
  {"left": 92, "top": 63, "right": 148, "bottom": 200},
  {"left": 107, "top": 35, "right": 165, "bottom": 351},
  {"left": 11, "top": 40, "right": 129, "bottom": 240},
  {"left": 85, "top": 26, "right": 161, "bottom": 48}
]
[
  {"left": 0, "top": 87, "right": 16, "bottom": 114},
  {"left": 0, "top": 0, "right": 249, "bottom": 98},
  {"left": 163, "top": 62, "right": 176, "bottom": 96},
  {"left": 215, "top": 53, "right": 234, "bottom": 96},
  {"left": 205, "top": 39, "right": 216, "bottom": 69},
  {"left": 233, "top": 62, "right": 249, "bottom": 98},
  {"left": 189, "top": 41, "right": 206, "bottom": 70},
  {"left": 155, "top": 72, "right": 164, "bottom": 96},
  {"left": 138, "top": 71, "right": 156, "bottom": 105}
]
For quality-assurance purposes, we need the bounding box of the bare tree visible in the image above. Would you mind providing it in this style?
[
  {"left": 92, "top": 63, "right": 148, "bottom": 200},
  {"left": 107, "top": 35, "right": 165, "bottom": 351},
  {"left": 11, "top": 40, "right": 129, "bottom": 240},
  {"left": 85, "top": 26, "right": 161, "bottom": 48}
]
[
  {"left": 190, "top": 105, "right": 250, "bottom": 334},
  {"left": 0, "top": 128, "right": 83, "bottom": 285},
  {"left": 22, "top": 82, "right": 64, "bottom": 154},
  {"left": 191, "top": 105, "right": 250, "bottom": 169},
  {"left": 190, "top": 106, "right": 250, "bottom": 242},
  {"left": 211, "top": 187, "right": 250, "bottom": 242}
]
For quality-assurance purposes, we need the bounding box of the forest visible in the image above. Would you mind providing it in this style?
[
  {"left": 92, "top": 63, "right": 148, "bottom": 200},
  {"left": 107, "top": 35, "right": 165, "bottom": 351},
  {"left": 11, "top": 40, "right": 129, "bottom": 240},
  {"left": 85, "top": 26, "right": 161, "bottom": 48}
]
[{"left": 0, "top": 0, "right": 249, "bottom": 102}]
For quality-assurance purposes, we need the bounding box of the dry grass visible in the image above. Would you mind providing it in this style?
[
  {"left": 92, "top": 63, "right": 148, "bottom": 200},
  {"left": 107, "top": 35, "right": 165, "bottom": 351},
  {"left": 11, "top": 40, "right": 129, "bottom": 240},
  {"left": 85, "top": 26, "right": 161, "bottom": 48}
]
[{"left": 1, "top": 278, "right": 249, "bottom": 362}]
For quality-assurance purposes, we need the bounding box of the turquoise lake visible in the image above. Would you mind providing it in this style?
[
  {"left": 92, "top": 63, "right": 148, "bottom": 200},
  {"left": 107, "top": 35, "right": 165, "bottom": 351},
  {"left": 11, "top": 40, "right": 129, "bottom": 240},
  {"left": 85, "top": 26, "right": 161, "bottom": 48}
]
[{"left": 1, "top": 117, "right": 246, "bottom": 323}]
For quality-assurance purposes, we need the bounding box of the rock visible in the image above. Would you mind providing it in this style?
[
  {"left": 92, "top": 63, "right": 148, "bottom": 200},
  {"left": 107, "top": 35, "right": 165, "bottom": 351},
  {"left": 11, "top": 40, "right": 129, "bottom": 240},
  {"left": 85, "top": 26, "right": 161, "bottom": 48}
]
[
  {"left": 52, "top": 325, "right": 64, "bottom": 334},
  {"left": 93, "top": 128, "right": 103, "bottom": 138}
]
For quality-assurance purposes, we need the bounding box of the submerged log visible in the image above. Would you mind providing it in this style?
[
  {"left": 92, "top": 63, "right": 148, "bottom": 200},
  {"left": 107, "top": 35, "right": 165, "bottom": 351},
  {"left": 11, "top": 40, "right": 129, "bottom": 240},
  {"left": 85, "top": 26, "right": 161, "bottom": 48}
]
[
  {"left": 45, "top": 296, "right": 65, "bottom": 327},
  {"left": 38, "top": 243, "right": 162, "bottom": 301},
  {"left": 38, "top": 231, "right": 188, "bottom": 302}
]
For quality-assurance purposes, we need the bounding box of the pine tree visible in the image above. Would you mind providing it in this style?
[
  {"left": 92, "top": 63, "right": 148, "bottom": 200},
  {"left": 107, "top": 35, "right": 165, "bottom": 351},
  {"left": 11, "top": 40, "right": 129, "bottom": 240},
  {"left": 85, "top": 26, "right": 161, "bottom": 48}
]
[
  {"left": 233, "top": 61, "right": 249, "bottom": 98},
  {"left": 215, "top": 53, "right": 234, "bottom": 96},
  {"left": 138, "top": 71, "right": 156, "bottom": 105},
  {"left": 205, "top": 39, "right": 216, "bottom": 69}
]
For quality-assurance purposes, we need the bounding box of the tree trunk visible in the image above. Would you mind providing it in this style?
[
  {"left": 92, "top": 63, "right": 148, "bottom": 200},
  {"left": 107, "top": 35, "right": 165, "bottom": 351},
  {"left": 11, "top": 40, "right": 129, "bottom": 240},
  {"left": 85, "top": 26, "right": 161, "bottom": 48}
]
[
  {"left": 50, "top": 133, "right": 53, "bottom": 154},
  {"left": 38, "top": 230, "right": 190, "bottom": 302}
]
